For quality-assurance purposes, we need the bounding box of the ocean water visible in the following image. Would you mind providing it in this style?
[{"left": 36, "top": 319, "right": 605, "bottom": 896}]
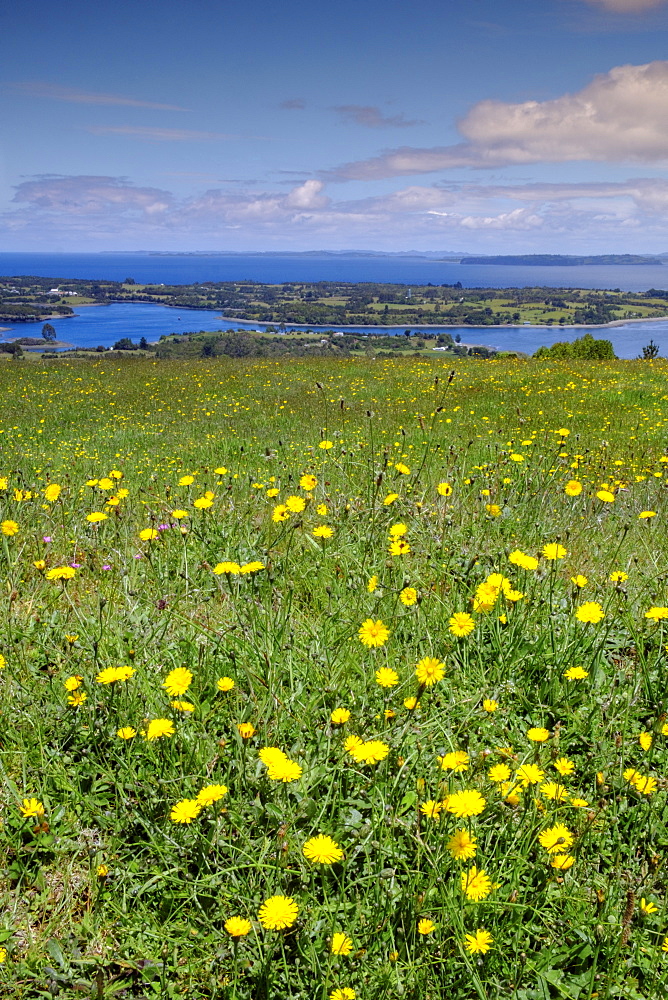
[
  {"left": 2, "top": 250, "right": 668, "bottom": 291},
  {"left": 2, "top": 300, "right": 666, "bottom": 360}
]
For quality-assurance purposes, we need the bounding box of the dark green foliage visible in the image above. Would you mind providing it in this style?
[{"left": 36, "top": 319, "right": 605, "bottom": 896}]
[{"left": 534, "top": 332, "right": 616, "bottom": 360}]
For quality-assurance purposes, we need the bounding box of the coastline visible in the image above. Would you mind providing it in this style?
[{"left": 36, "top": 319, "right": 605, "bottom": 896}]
[{"left": 215, "top": 312, "right": 668, "bottom": 331}]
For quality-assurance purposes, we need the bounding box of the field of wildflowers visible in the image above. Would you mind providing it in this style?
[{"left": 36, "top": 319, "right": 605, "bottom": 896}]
[{"left": 2, "top": 354, "right": 668, "bottom": 999}]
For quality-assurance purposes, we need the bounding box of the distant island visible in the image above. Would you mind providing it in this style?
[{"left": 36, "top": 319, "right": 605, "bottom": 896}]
[
  {"left": 463, "top": 254, "right": 665, "bottom": 266},
  {"left": 3, "top": 274, "right": 668, "bottom": 328}
]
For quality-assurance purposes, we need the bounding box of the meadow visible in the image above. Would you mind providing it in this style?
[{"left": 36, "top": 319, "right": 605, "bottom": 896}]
[{"left": 2, "top": 354, "right": 668, "bottom": 999}]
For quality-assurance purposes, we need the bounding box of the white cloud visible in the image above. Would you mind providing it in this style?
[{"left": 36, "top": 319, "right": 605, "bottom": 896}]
[
  {"left": 86, "top": 126, "right": 260, "bottom": 141},
  {"left": 11, "top": 81, "right": 189, "bottom": 111},
  {"left": 332, "top": 105, "right": 423, "bottom": 128},
  {"left": 329, "top": 61, "right": 668, "bottom": 179},
  {"left": 584, "top": 0, "right": 665, "bottom": 11},
  {"left": 7, "top": 173, "right": 668, "bottom": 250}
]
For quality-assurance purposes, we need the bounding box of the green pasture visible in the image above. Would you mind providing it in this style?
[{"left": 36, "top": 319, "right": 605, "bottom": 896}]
[{"left": 1, "top": 356, "right": 668, "bottom": 999}]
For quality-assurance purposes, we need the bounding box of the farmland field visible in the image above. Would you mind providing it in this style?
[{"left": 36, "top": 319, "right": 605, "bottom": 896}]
[{"left": 2, "top": 354, "right": 668, "bottom": 999}]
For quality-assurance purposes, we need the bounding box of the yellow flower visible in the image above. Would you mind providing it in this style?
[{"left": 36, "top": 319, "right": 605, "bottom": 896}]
[
  {"left": 214, "top": 466, "right": 228, "bottom": 475},
  {"left": 358, "top": 619, "right": 389, "bottom": 648},
  {"left": 117, "top": 727, "right": 137, "bottom": 739},
  {"left": 171, "top": 509, "right": 188, "bottom": 519},
  {"left": 550, "top": 854, "right": 575, "bottom": 870},
  {"left": 554, "top": 757, "right": 575, "bottom": 776},
  {"left": 145, "top": 718, "right": 175, "bottom": 741},
  {"left": 395, "top": 462, "right": 410, "bottom": 475},
  {"left": 138, "top": 528, "right": 159, "bottom": 541},
  {"left": 272, "top": 504, "right": 290, "bottom": 522},
  {"left": 488, "top": 763, "right": 510, "bottom": 783},
  {"left": 564, "top": 480, "right": 582, "bottom": 496},
  {"left": 415, "top": 656, "right": 444, "bottom": 686},
  {"left": 317, "top": 503, "right": 328, "bottom": 515},
  {"left": 330, "top": 708, "right": 351, "bottom": 724},
  {"left": 444, "top": 789, "right": 486, "bottom": 818},
  {"left": 196, "top": 784, "right": 228, "bottom": 805},
  {"left": 286, "top": 495, "right": 306, "bottom": 513},
  {"left": 237, "top": 722, "right": 256, "bottom": 739},
  {"left": 596, "top": 490, "right": 615, "bottom": 503},
  {"left": 542, "top": 543, "right": 567, "bottom": 560},
  {"left": 509, "top": 453, "right": 524, "bottom": 463},
  {"left": 170, "top": 799, "right": 202, "bottom": 824},
  {"left": 460, "top": 866, "right": 492, "bottom": 901},
  {"left": 540, "top": 782, "right": 568, "bottom": 802},
  {"left": 240, "top": 561, "right": 265, "bottom": 573},
  {"left": 375, "top": 667, "right": 399, "bottom": 688},
  {"left": 224, "top": 916, "right": 252, "bottom": 937},
  {"left": 640, "top": 898, "right": 659, "bottom": 916},
  {"left": 1, "top": 520, "right": 19, "bottom": 536},
  {"left": 67, "top": 692, "right": 87, "bottom": 707},
  {"left": 538, "top": 823, "right": 574, "bottom": 853},
  {"left": 98, "top": 477, "right": 114, "bottom": 490},
  {"left": 44, "top": 484, "right": 61, "bottom": 502},
  {"left": 45, "top": 565, "right": 76, "bottom": 581},
  {"left": 389, "top": 539, "right": 410, "bottom": 556},
  {"left": 417, "top": 918, "right": 436, "bottom": 934},
  {"left": 346, "top": 738, "right": 390, "bottom": 765},
  {"left": 639, "top": 511, "right": 657, "bottom": 519},
  {"left": 193, "top": 496, "right": 213, "bottom": 509},
  {"left": 217, "top": 676, "right": 235, "bottom": 692},
  {"left": 331, "top": 932, "right": 353, "bottom": 956},
  {"left": 313, "top": 525, "right": 333, "bottom": 538},
  {"left": 570, "top": 574, "right": 588, "bottom": 588},
  {"left": 464, "top": 929, "right": 493, "bottom": 954},
  {"left": 300, "top": 474, "right": 317, "bottom": 490},
  {"left": 482, "top": 699, "right": 498, "bottom": 712},
  {"left": 438, "top": 750, "right": 469, "bottom": 772},
  {"left": 564, "top": 665, "right": 588, "bottom": 680},
  {"left": 437, "top": 482, "right": 452, "bottom": 496},
  {"left": 419, "top": 799, "right": 443, "bottom": 819},
  {"left": 448, "top": 612, "right": 475, "bottom": 637},
  {"left": 645, "top": 606, "right": 668, "bottom": 620},
  {"left": 258, "top": 895, "right": 299, "bottom": 930},
  {"left": 516, "top": 763, "right": 544, "bottom": 786},
  {"left": 527, "top": 727, "right": 550, "bottom": 743},
  {"left": 178, "top": 475, "right": 195, "bottom": 486},
  {"left": 508, "top": 550, "right": 539, "bottom": 571},
  {"left": 575, "top": 602, "right": 604, "bottom": 624},
  {"left": 302, "top": 835, "right": 344, "bottom": 864},
  {"left": 447, "top": 828, "right": 477, "bottom": 860},
  {"left": 170, "top": 700, "right": 194, "bottom": 712},
  {"left": 20, "top": 797, "right": 45, "bottom": 818},
  {"left": 33, "top": 559, "right": 46, "bottom": 569},
  {"left": 96, "top": 864, "right": 109, "bottom": 878},
  {"left": 163, "top": 667, "right": 193, "bottom": 696},
  {"left": 485, "top": 503, "right": 502, "bottom": 517},
  {"left": 96, "top": 666, "right": 135, "bottom": 685},
  {"left": 214, "top": 561, "right": 241, "bottom": 575},
  {"left": 367, "top": 575, "right": 378, "bottom": 593},
  {"left": 383, "top": 493, "right": 399, "bottom": 505},
  {"left": 63, "top": 675, "right": 83, "bottom": 692},
  {"left": 610, "top": 570, "right": 628, "bottom": 582},
  {"left": 400, "top": 586, "right": 417, "bottom": 606},
  {"left": 86, "top": 511, "right": 108, "bottom": 523},
  {"left": 330, "top": 990, "right": 356, "bottom": 1000},
  {"left": 639, "top": 731, "right": 653, "bottom": 751},
  {"left": 319, "top": 440, "right": 333, "bottom": 450}
]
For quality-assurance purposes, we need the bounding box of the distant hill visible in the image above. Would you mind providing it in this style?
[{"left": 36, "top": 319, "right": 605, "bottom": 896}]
[{"left": 462, "top": 254, "right": 664, "bottom": 266}]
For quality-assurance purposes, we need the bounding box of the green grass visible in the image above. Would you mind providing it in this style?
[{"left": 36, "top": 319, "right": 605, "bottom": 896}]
[{"left": 2, "top": 355, "right": 668, "bottom": 999}]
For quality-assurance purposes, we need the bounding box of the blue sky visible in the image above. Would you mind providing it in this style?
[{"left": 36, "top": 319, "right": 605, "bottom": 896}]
[{"left": 3, "top": 0, "right": 668, "bottom": 252}]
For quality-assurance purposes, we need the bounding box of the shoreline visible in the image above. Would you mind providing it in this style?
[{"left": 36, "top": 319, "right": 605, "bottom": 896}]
[{"left": 215, "top": 311, "right": 668, "bottom": 331}]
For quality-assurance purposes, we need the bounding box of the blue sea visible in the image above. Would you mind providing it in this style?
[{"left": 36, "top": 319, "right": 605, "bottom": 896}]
[{"left": 1, "top": 252, "right": 668, "bottom": 359}]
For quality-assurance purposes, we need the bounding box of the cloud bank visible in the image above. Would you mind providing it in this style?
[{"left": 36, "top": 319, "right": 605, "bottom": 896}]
[
  {"left": 6, "top": 173, "right": 668, "bottom": 250},
  {"left": 584, "top": 0, "right": 666, "bottom": 11},
  {"left": 329, "top": 61, "right": 668, "bottom": 179}
]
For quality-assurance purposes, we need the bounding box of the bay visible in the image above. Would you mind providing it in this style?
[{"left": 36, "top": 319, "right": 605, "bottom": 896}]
[
  {"left": 2, "top": 299, "right": 666, "bottom": 360},
  {"left": 2, "top": 250, "right": 668, "bottom": 292}
]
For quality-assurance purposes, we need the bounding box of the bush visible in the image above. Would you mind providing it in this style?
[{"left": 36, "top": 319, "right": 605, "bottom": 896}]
[{"left": 534, "top": 332, "right": 616, "bottom": 360}]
